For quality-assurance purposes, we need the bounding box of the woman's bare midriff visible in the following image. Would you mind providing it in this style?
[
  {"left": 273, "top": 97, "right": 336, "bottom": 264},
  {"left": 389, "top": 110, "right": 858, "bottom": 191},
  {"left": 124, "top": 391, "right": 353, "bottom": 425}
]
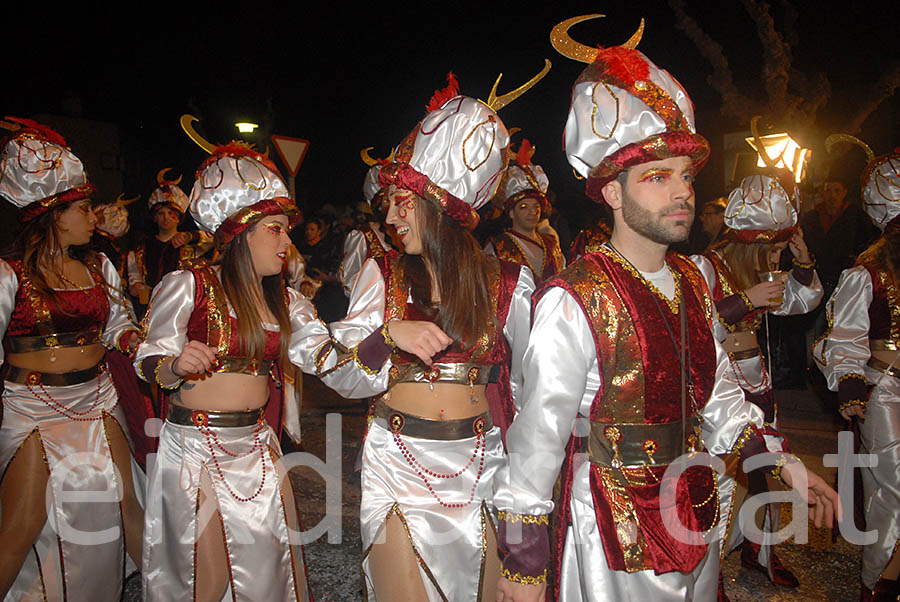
[
  {"left": 7, "top": 344, "right": 106, "bottom": 374},
  {"left": 170, "top": 372, "right": 271, "bottom": 411},
  {"left": 382, "top": 382, "right": 489, "bottom": 420},
  {"left": 722, "top": 330, "right": 759, "bottom": 354}
]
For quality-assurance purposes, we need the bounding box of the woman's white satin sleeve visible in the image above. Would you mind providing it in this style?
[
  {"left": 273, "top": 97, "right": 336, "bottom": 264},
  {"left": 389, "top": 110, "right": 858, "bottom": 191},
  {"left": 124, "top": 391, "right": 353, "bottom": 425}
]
[
  {"left": 320, "top": 258, "right": 391, "bottom": 398},
  {"left": 0, "top": 260, "right": 19, "bottom": 366},
  {"left": 503, "top": 266, "right": 536, "bottom": 405},
  {"left": 339, "top": 230, "right": 367, "bottom": 296},
  {"left": 812, "top": 266, "right": 872, "bottom": 390},
  {"left": 126, "top": 250, "right": 142, "bottom": 287},
  {"left": 99, "top": 253, "right": 139, "bottom": 349},
  {"left": 134, "top": 270, "right": 196, "bottom": 366},
  {"left": 286, "top": 288, "right": 332, "bottom": 373},
  {"left": 772, "top": 269, "right": 823, "bottom": 316},
  {"left": 690, "top": 253, "right": 730, "bottom": 342},
  {"left": 495, "top": 287, "right": 597, "bottom": 515}
]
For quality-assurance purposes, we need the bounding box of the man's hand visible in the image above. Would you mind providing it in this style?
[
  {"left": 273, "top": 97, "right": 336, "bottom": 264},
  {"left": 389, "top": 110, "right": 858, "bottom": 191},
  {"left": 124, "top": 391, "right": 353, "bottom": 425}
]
[
  {"left": 780, "top": 461, "right": 842, "bottom": 529},
  {"left": 386, "top": 320, "right": 452, "bottom": 365},
  {"left": 840, "top": 403, "right": 866, "bottom": 421},
  {"left": 170, "top": 232, "right": 192, "bottom": 248},
  {"left": 496, "top": 577, "right": 546, "bottom": 602}
]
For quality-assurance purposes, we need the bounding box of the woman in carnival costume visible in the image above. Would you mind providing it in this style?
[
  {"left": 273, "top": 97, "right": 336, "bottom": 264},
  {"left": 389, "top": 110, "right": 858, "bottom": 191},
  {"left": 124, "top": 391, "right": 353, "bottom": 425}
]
[
  {"left": 690, "top": 137, "right": 823, "bottom": 589},
  {"left": 814, "top": 135, "right": 900, "bottom": 601},
  {"left": 135, "top": 116, "right": 331, "bottom": 601},
  {"left": 319, "top": 66, "right": 548, "bottom": 601},
  {"left": 0, "top": 117, "right": 144, "bottom": 600}
]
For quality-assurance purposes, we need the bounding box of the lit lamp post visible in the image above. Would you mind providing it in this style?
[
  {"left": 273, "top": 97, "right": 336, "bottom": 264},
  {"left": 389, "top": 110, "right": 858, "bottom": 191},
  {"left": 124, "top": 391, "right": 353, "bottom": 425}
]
[
  {"left": 744, "top": 130, "right": 811, "bottom": 184},
  {"left": 234, "top": 122, "right": 259, "bottom": 135}
]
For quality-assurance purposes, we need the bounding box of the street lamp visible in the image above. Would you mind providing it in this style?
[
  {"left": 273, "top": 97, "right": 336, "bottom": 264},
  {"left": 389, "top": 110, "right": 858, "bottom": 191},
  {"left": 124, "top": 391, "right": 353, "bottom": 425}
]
[
  {"left": 744, "top": 131, "right": 811, "bottom": 183},
  {"left": 234, "top": 122, "right": 258, "bottom": 134}
]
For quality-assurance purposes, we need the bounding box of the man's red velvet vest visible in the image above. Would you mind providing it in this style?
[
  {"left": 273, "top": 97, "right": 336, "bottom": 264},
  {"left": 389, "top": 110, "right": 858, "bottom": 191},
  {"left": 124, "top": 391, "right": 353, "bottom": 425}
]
[
  {"left": 491, "top": 231, "right": 564, "bottom": 283},
  {"left": 863, "top": 264, "right": 900, "bottom": 341},
  {"left": 540, "top": 247, "right": 719, "bottom": 576}
]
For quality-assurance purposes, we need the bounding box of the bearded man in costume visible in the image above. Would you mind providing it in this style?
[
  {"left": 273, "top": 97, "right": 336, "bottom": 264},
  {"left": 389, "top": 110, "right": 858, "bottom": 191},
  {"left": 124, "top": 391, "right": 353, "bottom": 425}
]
[{"left": 493, "top": 16, "right": 840, "bottom": 602}]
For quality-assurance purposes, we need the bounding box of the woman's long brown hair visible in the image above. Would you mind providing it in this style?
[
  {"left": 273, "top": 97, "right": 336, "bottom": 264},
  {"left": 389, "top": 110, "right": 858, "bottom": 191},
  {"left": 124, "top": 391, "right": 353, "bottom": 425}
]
[
  {"left": 858, "top": 228, "right": 900, "bottom": 284},
  {"left": 219, "top": 224, "right": 291, "bottom": 368},
  {"left": 718, "top": 240, "right": 770, "bottom": 291},
  {"left": 400, "top": 195, "right": 495, "bottom": 347}
]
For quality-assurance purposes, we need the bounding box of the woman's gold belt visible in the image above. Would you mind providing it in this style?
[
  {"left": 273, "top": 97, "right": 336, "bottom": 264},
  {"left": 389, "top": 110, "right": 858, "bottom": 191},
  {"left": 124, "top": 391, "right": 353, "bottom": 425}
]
[
  {"left": 373, "top": 400, "right": 491, "bottom": 440},
  {"left": 388, "top": 362, "right": 494, "bottom": 386},
  {"left": 211, "top": 356, "right": 273, "bottom": 377},
  {"left": 167, "top": 404, "right": 265, "bottom": 428},
  {"left": 868, "top": 356, "right": 900, "bottom": 380},
  {"left": 5, "top": 329, "right": 101, "bottom": 353},
  {"left": 870, "top": 339, "right": 900, "bottom": 352},
  {"left": 6, "top": 362, "right": 105, "bottom": 386}
]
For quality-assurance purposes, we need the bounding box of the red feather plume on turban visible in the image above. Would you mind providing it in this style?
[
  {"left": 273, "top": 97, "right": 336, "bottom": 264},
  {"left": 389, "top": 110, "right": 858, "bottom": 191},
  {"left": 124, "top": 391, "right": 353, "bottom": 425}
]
[
  {"left": 426, "top": 72, "right": 460, "bottom": 112},
  {"left": 595, "top": 46, "right": 649, "bottom": 86}
]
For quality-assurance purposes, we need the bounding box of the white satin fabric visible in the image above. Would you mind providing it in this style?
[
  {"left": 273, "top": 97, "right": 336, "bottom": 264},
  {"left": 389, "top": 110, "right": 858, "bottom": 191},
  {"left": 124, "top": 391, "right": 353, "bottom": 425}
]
[
  {"left": 95, "top": 203, "right": 130, "bottom": 238},
  {"left": 724, "top": 175, "right": 799, "bottom": 233},
  {"left": 564, "top": 51, "right": 697, "bottom": 178},
  {"left": 494, "top": 282, "right": 782, "bottom": 600},
  {"left": 148, "top": 183, "right": 189, "bottom": 213},
  {"left": 408, "top": 96, "right": 510, "bottom": 210},
  {"left": 360, "top": 421, "right": 504, "bottom": 601},
  {"left": 143, "top": 420, "right": 308, "bottom": 602},
  {"left": 813, "top": 266, "right": 900, "bottom": 588},
  {"left": 503, "top": 164, "right": 548, "bottom": 200},
  {"left": 863, "top": 156, "right": 900, "bottom": 229},
  {"left": 363, "top": 165, "right": 381, "bottom": 203},
  {"left": 559, "top": 459, "right": 721, "bottom": 602},
  {"left": 0, "top": 375, "right": 144, "bottom": 602},
  {"left": 340, "top": 226, "right": 392, "bottom": 296},
  {"left": 0, "top": 135, "right": 88, "bottom": 208},
  {"left": 189, "top": 156, "right": 289, "bottom": 234},
  {"left": 318, "top": 257, "right": 533, "bottom": 600}
]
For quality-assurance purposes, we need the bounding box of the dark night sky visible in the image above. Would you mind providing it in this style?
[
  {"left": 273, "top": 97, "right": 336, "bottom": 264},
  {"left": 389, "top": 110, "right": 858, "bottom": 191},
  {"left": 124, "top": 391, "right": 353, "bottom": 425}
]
[{"left": 4, "top": 2, "right": 898, "bottom": 224}]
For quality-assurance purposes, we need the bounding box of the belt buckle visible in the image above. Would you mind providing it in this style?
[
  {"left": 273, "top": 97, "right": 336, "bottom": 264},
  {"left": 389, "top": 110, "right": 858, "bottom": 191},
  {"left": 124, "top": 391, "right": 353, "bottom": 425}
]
[
  {"left": 44, "top": 335, "right": 59, "bottom": 348},
  {"left": 473, "top": 416, "right": 486, "bottom": 435},
  {"left": 26, "top": 371, "right": 41, "bottom": 386},
  {"left": 191, "top": 410, "right": 209, "bottom": 427}
]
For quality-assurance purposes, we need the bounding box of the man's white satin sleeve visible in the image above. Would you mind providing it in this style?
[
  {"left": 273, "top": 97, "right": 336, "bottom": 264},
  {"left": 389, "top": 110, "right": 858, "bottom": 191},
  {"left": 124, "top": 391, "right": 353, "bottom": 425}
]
[
  {"left": 134, "top": 270, "right": 195, "bottom": 365},
  {"left": 503, "top": 266, "right": 536, "bottom": 404},
  {"left": 495, "top": 286, "right": 596, "bottom": 515},
  {"left": 689, "top": 253, "right": 730, "bottom": 343},
  {"left": 0, "top": 260, "right": 18, "bottom": 366},
  {"left": 286, "top": 287, "right": 332, "bottom": 374},
  {"left": 812, "top": 266, "right": 873, "bottom": 390},
  {"left": 321, "top": 258, "right": 391, "bottom": 398}
]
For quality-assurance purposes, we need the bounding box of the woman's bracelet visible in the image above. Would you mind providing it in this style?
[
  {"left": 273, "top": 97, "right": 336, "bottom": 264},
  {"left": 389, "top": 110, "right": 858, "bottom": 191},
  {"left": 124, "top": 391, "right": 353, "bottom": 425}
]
[{"left": 381, "top": 322, "right": 398, "bottom": 351}]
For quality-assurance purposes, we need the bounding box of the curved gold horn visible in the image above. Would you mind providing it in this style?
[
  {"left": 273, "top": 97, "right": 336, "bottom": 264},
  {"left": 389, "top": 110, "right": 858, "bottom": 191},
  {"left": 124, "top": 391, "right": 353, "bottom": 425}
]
[
  {"left": 486, "top": 59, "right": 552, "bottom": 112},
  {"left": 751, "top": 116, "right": 783, "bottom": 170},
  {"left": 156, "top": 167, "right": 183, "bottom": 187},
  {"left": 115, "top": 193, "right": 141, "bottom": 206},
  {"left": 0, "top": 120, "right": 21, "bottom": 132},
  {"left": 360, "top": 147, "right": 378, "bottom": 167},
  {"left": 550, "top": 16, "right": 643, "bottom": 63},
  {"left": 180, "top": 115, "right": 216, "bottom": 155},
  {"left": 825, "top": 134, "right": 875, "bottom": 163}
]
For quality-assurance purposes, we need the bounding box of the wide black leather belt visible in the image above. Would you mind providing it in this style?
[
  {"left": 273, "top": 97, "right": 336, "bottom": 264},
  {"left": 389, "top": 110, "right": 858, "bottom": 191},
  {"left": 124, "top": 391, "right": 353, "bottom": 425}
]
[
  {"left": 6, "top": 362, "right": 105, "bottom": 386},
  {"left": 388, "top": 362, "right": 495, "bottom": 386},
  {"left": 211, "top": 357, "right": 273, "bottom": 376},
  {"left": 5, "top": 330, "right": 101, "bottom": 353},
  {"left": 167, "top": 404, "right": 265, "bottom": 428},
  {"left": 727, "top": 347, "right": 761, "bottom": 361},
  {"left": 373, "top": 400, "right": 491, "bottom": 440},
  {"left": 587, "top": 418, "right": 701, "bottom": 467}
]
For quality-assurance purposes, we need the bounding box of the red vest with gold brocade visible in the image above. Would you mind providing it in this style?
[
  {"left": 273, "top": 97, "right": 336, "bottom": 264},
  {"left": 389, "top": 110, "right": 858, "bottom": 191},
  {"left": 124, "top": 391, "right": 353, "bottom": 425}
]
[
  {"left": 491, "top": 231, "right": 564, "bottom": 283},
  {"left": 863, "top": 264, "right": 900, "bottom": 341},
  {"left": 701, "top": 250, "right": 764, "bottom": 332},
  {"left": 185, "top": 266, "right": 281, "bottom": 361},
  {"left": 360, "top": 223, "right": 393, "bottom": 260},
  {"left": 540, "top": 247, "right": 718, "bottom": 577}
]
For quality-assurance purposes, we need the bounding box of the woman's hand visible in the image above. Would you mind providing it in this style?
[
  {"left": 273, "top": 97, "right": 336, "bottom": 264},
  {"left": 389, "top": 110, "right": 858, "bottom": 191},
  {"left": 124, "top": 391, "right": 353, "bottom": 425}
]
[
  {"left": 496, "top": 578, "right": 546, "bottom": 602},
  {"left": 169, "top": 232, "right": 192, "bottom": 248},
  {"left": 789, "top": 228, "right": 812, "bottom": 264},
  {"left": 780, "top": 461, "right": 842, "bottom": 529},
  {"left": 744, "top": 281, "right": 785, "bottom": 309},
  {"left": 840, "top": 403, "right": 866, "bottom": 421},
  {"left": 171, "top": 340, "right": 217, "bottom": 376},
  {"left": 386, "top": 320, "right": 452, "bottom": 365}
]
